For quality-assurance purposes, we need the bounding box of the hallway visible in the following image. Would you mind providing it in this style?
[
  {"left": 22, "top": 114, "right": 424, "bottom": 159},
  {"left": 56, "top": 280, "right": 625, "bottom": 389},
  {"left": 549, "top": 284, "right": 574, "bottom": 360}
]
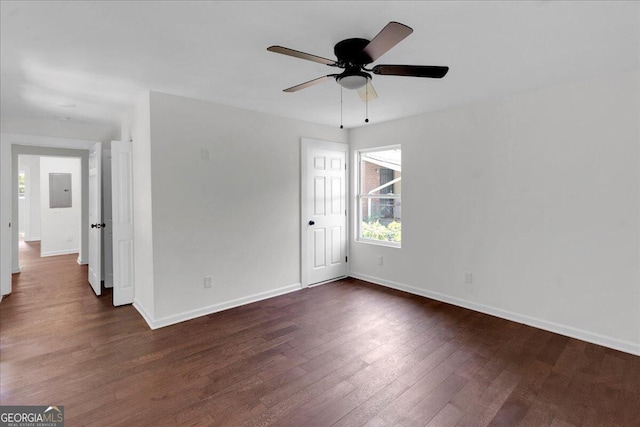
[{"left": 0, "top": 240, "right": 145, "bottom": 422}]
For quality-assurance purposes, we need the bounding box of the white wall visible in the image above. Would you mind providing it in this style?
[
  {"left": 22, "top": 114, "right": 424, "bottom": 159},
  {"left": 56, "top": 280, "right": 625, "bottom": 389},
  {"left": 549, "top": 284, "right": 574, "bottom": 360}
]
[
  {"left": 39, "top": 157, "right": 82, "bottom": 257},
  {"left": 349, "top": 71, "right": 640, "bottom": 355},
  {"left": 18, "top": 195, "right": 25, "bottom": 236},
  {"left": 0, "top": 117, "right": 118, "bottom": 143},
  {"left": 134, "top": 91, "right": 347, "bottom": 326}
]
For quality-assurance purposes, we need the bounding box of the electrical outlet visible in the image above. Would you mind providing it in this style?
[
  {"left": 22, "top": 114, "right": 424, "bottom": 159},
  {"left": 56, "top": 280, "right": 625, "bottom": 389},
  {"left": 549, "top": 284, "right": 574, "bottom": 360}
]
[
  {"left": 377, "top": 256, "right": 383, "bottom": 265},
  {"left": 204, "top": 276, "right": 213, "bottom": 288},
  {"left": 464, "top": 272, "right": 473, "bottom": 284},
  {"left": 200, "top": 148, "right": 210, "bottom": 161}
]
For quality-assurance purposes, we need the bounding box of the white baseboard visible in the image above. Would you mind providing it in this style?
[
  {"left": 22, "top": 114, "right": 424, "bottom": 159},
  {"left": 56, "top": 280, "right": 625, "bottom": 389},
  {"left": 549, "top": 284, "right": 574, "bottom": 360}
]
[
  {"left": 349, "top": 271, "right": 640, "bottom": 357},
  {"left": 12, "top": 266, "right": 22, "bottom": 274},
  {"left": 308, "top": 275, "right": 348, "bottom": 288},
  {"left": 76, "top": 257, "right": 88, "bottom": 265},
  {"left": 135, "top": 282, "right": 303, "bottom": 330},
  {"left": 24, "top": 237, "right": 41, "bottom": 242},
  {"left": 40, "top": 249, "right": 79, "bottom": 258},
  {"left": 133, "top": 299, "right": 155, "bottom": 329},
  {"left": 104, "top": 273, "right": 113, "bottom": 288}
]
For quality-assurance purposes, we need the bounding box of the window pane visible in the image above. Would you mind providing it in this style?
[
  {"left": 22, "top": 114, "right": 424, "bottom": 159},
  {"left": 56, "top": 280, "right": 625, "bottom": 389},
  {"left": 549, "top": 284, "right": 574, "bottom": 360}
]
[
  {"left": 358, "top": 147, "right": 401, "bottom": 246},
  {"left": 361, "top": 197, "right": 401, "bottom": 223},
  {"left": 360, "top": 149, "right": 401, "bottom": 196},
  {"left": 18, "top": 171, "right": 26, "bottom": 197},
  {"left": 360, "top": 207, "right": 402, "bottom": 243}
]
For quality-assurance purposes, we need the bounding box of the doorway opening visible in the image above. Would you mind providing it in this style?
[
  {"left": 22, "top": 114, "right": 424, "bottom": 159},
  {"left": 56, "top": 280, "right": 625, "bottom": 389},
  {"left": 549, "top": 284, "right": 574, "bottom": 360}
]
[
  {"left": 1, "top": 135, "right": 103, "bottom": 302},
  {"left": 18, "top": 155, "right": 82, "bottom": 266}
]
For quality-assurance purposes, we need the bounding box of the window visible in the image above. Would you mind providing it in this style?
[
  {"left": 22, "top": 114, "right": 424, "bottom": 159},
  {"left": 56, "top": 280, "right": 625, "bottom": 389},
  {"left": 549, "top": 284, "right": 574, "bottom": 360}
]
[
  {"left": 18, "top": 171, "right": 26, "bottom": 199},
  {"left": 357, "top": 146, "right": 401, "bottom": 246}
]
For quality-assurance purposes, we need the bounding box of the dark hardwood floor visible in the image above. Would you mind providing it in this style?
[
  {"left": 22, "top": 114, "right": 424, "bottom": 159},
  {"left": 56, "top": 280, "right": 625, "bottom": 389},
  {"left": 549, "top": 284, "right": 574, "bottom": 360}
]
[{"left": 1, "top": 240, "right": 639, "bottom": 426}]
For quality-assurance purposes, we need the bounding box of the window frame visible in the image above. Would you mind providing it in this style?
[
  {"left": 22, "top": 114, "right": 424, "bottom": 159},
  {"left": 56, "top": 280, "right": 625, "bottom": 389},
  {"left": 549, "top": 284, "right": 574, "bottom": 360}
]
[
  {"left": 18, "top": 170, "right": 26, "bottom": 199},
  {"left": 356, "top": 145, "right": 401, "bottom": 248}
]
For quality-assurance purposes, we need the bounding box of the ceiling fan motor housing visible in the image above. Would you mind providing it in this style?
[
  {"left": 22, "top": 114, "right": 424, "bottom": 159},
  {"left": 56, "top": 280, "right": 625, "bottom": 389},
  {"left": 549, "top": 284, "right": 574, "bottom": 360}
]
[
  {"left": 334, "top": 38, "right": 372, "bottom": 66},
  {"left": 334, "top": 38, "right": 373, "bottom": 90}
]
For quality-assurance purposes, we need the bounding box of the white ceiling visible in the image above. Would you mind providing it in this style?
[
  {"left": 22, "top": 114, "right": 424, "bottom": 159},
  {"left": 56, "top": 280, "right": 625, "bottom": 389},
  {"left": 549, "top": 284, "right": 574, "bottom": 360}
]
[{"left": 1, "top": 1, "right": 638, "bottom": 130}]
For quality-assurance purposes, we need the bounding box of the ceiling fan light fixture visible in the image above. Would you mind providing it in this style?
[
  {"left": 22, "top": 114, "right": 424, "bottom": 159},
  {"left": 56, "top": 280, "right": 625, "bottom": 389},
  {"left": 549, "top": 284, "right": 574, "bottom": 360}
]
[{"left": 336, "top": 72, "right": 370, "bottom": 90}]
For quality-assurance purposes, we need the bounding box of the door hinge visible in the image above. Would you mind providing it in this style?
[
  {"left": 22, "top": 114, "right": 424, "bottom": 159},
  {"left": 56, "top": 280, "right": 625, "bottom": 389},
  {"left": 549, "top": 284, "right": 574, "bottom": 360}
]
[
  {"left": 345, "top": 256, "right": 348, "bottom": 262},
  {"left": 345, "top": 210, "right": 347, "bottom": 216}
]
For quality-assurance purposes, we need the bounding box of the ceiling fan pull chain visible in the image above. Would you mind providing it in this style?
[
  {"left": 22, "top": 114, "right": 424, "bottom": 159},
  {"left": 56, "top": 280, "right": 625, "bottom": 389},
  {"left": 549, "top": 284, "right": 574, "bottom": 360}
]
[
  {"left": 365, "top": 83, "right": 369, "bottom": 123},
  {"left": 340, "top": 86, "right": 344, "bottom": 129}
]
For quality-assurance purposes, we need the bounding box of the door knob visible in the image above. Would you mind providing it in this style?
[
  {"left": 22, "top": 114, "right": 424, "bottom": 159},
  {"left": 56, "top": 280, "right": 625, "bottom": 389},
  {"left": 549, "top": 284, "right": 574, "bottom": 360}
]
[
  {"left": 308, "top": 220, "right": 315, "bottom": 226},
  {"left": 91, "top": 223, "right": 97, "bottom": 228}
]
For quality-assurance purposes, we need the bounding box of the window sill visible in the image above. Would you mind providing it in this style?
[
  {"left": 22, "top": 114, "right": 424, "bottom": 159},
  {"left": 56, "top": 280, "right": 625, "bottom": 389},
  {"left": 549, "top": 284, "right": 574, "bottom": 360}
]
[{"left": 356, "top": 238, "right": 401, "bottom": 249}]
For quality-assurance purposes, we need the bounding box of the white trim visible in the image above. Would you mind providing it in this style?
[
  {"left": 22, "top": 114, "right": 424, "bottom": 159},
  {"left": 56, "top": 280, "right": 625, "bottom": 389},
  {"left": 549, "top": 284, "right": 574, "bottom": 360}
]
[
  {"left": 134, "top": 282, "right": 303, "bottom": 330},
  {"left": 2, "top": 133, "right": 98, "bottom": 150},
  {"left": 300, "top": 137, "right": 349, "bottom": 288},
  {"left": 308, "top": 275, "right": 348, "bottom": 288},
  {"left": 355, "top": 238, "right": 401, "bottom": 249},
  {"left": 133, "top": 299, "right": 155, "bottom": 329},
  {"left": 349, "top": 271, "right": 640, "bottom": 357},
  {"left": 301, "top": 137, "right": 350, "bottom": 153},
  {"left": 77, "top": 256, "right": 88, "bottom": 265},
  {"left": 24, "top": 237, "right": 41, "bottom": 242},
  {"left": 12, "top": 266, "right": 21, "bottom": 274},
  {"left": 40, "top": 249, "right": 79, "bottom": 258}
]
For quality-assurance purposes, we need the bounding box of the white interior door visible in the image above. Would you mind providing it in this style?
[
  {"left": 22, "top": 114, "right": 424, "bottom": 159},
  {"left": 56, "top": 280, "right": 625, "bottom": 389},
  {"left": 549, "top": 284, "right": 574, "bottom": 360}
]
[
  {"left": 102, "top": 148, "right": 113, "bottom": 288},
  {"left": 88, "top": 142, "right": 102, "bottom": 296},
  {"left": 301, "top": 139, "right": 348, "bottom": 286},
  {"left": 111, "top": 140, "right": 135, "bottom": 306}
]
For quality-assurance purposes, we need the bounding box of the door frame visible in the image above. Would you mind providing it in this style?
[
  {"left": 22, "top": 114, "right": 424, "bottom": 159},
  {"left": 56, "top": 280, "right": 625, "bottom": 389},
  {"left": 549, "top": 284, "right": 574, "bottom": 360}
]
[
  {"left": 300, "top": 137, "right": 349, "bottom": 288},
  {"left": 0, "top": 133, "right": 98, "bottom": 297}
]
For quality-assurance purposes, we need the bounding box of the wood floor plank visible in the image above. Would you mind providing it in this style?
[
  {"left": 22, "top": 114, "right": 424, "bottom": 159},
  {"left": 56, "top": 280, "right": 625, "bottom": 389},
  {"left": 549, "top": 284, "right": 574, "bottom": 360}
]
[
  {"left": 425, "top": 402, "right": 464, "bottom": 426},
  {"left": 380, "top": 349, "right": 473, "bottom": 424},
  {"left": 2, "top": 240, "right": 639, "bottom": 426},
  {"left": 400, "top": 373, "right": 468, "bottom": 426},
  {"left": 518, "top": 398, "right": 556, "bottom": 427},
  {"left": 487, "top": 360, "right": 552, "bottom": 426},
  {"left": 331, "top": 379, "right": 410, "bottom": 427}
]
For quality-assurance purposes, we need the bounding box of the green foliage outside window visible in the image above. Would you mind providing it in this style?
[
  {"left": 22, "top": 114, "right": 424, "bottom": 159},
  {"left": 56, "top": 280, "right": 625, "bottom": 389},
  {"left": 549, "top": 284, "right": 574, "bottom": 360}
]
[
  {"left": 361, "top": 220, "right": 401, "bottom": 242},
  {"left": 18, "top": 172, "right": 26, "bottom": 197}
]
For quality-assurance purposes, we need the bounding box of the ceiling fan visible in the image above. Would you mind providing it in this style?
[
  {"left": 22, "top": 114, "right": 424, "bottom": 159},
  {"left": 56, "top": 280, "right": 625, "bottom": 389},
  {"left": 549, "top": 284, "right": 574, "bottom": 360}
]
[{"left": 267, "top": 21, "right": 449, "bottom": 102}]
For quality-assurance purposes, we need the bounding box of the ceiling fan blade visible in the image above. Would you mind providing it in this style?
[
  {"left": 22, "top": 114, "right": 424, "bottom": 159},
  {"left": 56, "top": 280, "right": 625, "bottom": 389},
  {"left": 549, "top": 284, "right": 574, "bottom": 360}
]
[
  {"left": 372, "top": 65, "right": 449, "bottom": 78},
  {"left": 267, "top": 46, "right": 336, "bottom": 66},
  {"left": 283, "top": 75, "right": 334, "bottom": 92},
  {"left": 363, "top": 22, "right": 413, "bottom": 63},
  {"left": 357, "top": 81, "right": 378, "bottom": 102}
]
